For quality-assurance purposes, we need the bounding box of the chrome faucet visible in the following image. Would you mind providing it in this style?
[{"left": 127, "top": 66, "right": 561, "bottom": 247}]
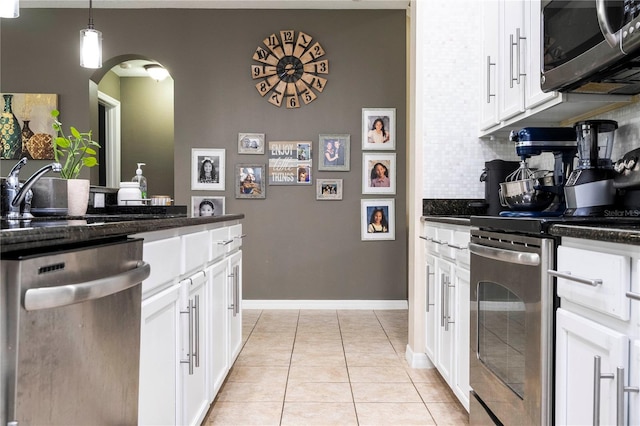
[{"left": 5, "top": 158, "right": 62, "bottom": 219}]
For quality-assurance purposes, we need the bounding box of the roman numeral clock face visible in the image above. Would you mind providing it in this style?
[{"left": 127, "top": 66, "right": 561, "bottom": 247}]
[{"left": 251, "top": 30, "right": 329, "bottom": 108}]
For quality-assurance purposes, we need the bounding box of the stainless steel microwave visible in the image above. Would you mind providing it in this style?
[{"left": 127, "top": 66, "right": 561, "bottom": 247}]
[{"left": 541, "top": 0, "right": 640, "bottom": 95}]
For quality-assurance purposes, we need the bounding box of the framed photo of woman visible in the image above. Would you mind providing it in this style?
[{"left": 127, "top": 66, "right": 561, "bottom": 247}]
[
  {"left": 318, "top": 134, "right": 350, "bottom": 171},
  {"left": 191, "top": 196, "right": 225, "bottom": 217},
  {"left": 362, "top": 108, "right": 395, "bottom": 150},
  {"left": 362, "top": 152, "right": 396, "bottom": 195},
  {"left": 235, "top": 164, "right": 266, "bottom": 199},
  {"left": 191, "top": 148, "right": 225, "bottom": 191},
  {"left": 361, "top": 199, "right": 395, "bottom": 241}
]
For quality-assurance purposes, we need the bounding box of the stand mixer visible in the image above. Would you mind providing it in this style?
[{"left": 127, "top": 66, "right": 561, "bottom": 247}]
[
  {"left": 502, "top": 127, "right": 578, "bottom": 216},
  {"left": 564, "top": 120, "right": 618, "bottom": 216}
]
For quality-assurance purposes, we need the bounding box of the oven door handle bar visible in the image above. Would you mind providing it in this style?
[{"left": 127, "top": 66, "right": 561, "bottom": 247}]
[
  {"left": 469, "top": 243, "right": 540, "bottom": 266},
  {"left": 548, "top": 270, "right": 602, "bottom": 287}
]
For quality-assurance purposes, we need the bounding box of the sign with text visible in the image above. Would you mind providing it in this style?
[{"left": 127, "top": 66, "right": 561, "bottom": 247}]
[{"left": 268, "top": 141, "right": 312, "bottom": 185}]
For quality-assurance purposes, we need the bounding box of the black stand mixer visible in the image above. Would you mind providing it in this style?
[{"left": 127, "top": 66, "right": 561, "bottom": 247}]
[{"left": 501, "top": 127, "right": 578, "bottom": 217}]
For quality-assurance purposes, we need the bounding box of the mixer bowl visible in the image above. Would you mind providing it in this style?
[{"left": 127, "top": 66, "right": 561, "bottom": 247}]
[{"left": 499, "top": 175, "right": 555, "bottom": 211}]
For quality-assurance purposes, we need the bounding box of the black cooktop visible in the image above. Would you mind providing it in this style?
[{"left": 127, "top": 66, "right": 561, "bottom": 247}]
[{"left": 471, "top": 215, "right": 640, "bottom": 235}]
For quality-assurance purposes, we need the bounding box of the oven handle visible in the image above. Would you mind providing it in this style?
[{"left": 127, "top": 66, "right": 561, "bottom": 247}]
[
  {"left": 24, "top": 261, "right": 150, "bottom": 311},
  {"left": 469, "top": 243, "right": 540, "bottom": 266},
  {"left": 548, "top": 270, "right": 602, "bottom": 287}
]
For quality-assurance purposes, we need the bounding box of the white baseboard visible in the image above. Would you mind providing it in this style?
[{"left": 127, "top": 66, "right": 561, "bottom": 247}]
[
  {"left": 405, "top": 344, "right": 434, "bottom": 369},
  {"left": 242, "top": 299, "right": 408, "bottom": 310}
]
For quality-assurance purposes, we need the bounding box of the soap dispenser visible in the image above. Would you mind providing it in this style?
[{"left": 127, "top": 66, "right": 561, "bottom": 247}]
[{"left": 132, "top": 163, "right": 148, "bottom": 199}]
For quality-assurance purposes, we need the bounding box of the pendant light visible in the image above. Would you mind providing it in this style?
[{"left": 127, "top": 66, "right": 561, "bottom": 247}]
[
  {"left": 0, "top": 0, "right": 19, "bottom": 18},
  {"left": 144, "top": 64, "right": 170, "bottom": 82},
  {"left": 80, "top": 0, "right": 102, "bottom": 69}
]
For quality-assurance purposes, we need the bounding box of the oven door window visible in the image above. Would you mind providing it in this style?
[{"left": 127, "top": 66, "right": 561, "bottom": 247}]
[{"left": 477, "top": 281, "right": 526, "bottom": 399}]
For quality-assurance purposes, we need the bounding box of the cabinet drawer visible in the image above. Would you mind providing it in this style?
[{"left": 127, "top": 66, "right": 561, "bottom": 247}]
[
  {"left": 228, "top": 224, "right": 243, "bottom": 252},
  {"left": 557, "top": 246, "right": 631, "bottom": 321},
  {"left": 435, "top": 227, "right": 456, "bottom": 260},
  {"left": 182, "top": 231, "right": 209, "bottom": 275},
  {"left": 142, "top": 236, "right": 181, "bottom": 295},
  {"left": 210, "top": 227, "right": 231, "bottom": 262},
  {"left": 423, "top": 225, "right": 438, "bottom": 253},
  {"left": 452, "top": 230, "right": 470, "bottom": 267}
]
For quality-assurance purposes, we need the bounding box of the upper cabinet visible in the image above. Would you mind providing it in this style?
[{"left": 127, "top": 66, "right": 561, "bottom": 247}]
[{"left": 479, "top": 0, "right": 632, "bottom": 138}]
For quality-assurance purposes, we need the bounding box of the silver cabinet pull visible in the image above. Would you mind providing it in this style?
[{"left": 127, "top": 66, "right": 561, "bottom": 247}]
[
  {"left": 594, "top": 355, "right": 615, "bottom": 426},
  {"left": 180, "top": 295, "right": 195, "bottom": 375},
  {"left": 426, "top": 264, "right": 435, "bottom": 313},
  {"left": 446, "top": 242, "right": 468, "bottom": 250},
  {"left": 234, "top": 265, "right": 240, "bottom": 316},
  {"left": 419, "top": 235, "right": 431, "bottom": 241},
  {"left": 548, "top": 270, "right": 602, "bottom": 287},
  {"left": 194, "top": 295, "right": 200, "bottom": 368},
  {"left": 440, "top": 273, "right": 446, "bottom": 327},
  {"left": 470, "top": 243, "right": 540, "bottom": 266},
  {"left": 617, "top": 366, "right": 639, "bottom": 425},
  {"left": 486, "top": 55, "right": 496, "bottom": 104},
  {"left": 234, "top": 233, "right": 247, "bottom": 240},
  {"left": 444, "top": 275, "right": 455, "bottom": 332},
  {"left": 24, "top": 261, "right": 150, "bottom": 311},
  {"left": 626, "top": 291, "right": 640, "bottom": 301},
  {"left": 217, "top": 239, "right": 233, "bottom": 246},
  {"left": 510, "top": 28, "right": 526, "bottom": 87}
]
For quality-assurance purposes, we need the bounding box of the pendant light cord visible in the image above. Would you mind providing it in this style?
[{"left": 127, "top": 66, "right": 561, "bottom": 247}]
[{"left": 88, "top": 0, "right": 94, "bottom": 30}]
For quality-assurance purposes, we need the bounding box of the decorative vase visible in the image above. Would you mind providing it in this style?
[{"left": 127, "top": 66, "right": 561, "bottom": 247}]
[
  {"left": 66, "top": 178, "right": 90, "bottom": 217},
  {"left": 0, "top": 94, "right": 22, "bottom": 160},
  {"left": 21, "top": 120, "right": 34, "bottom": 159}
]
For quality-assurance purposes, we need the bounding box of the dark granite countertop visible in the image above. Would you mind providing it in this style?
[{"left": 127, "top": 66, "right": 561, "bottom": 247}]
[
  {"left": 421, "top": 216, "right": 471, "bottom": 226},
  {"left": 549, "top": 223, "right": 640, "bottom": 245},
  {"left": 1, "top": 213, "right": 244, "bottom": 254}
]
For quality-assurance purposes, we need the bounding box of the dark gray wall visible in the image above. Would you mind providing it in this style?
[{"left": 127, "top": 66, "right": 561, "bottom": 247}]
[{"left": 1, "top": 8, "right": 407, "bottom": 301}]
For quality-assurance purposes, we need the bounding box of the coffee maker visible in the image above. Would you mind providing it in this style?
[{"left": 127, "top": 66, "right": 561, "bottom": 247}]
[
  {"left": 564, "top": 120, "right": 618, "bottom": 216},
  {"left": 480, "top": 159, "right": 520, "bottom": 216}
]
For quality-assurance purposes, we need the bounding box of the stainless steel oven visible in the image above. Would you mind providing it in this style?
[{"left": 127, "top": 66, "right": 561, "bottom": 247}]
[{"left": 469, "top": 229, "right": 555, "bottom": 426}]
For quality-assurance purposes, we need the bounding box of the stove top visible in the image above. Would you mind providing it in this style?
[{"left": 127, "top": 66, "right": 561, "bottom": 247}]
[{"left": 470, "top": 215, "right": 640, "bottom": 235}]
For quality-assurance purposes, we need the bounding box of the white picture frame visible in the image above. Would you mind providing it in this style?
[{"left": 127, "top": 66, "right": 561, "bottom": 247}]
[
  {"left": 361, "top": 199, "right": 395, "bottom": 241},
  {"left": 362, "top": 152, "right": 396, "bottom": 195},
  {"left": 191, "top": 148, "right": 225, "bottom": 191},
  {"left": 362, "top": 108, "right": 396, "bottom": 150}
]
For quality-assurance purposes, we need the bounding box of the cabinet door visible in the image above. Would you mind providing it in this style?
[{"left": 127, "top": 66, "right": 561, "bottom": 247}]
[
  {"left": 180, "top": 273, "right": 210, "bottom": 426},
  {"left": 525, "top": 0, "right": 559, "bottom": 108},
  {"left": 500, "top": 0, "right": 526, "bottom": 120},
  {"left": 555, "top": 308, "right": 629, "bottom": 426},
  {"left": 138, "top": 284, "right": 180, "bottom": 426},
  {"left": 480, "top": 0, "right": 501, "bottom": 130},
  {"left": 207, "top": 259, "right": 229, "bottom": 398},
  {"left": 630, "top": 339, "right": 640, "bottom": 426},
  {"left": 228, "top": 250, "right": 243, "bottom": 364},
  {"left": 435, "top": 258, "right": 455, "bottom": 385},
  {"left": 425, "top": 253, "right": 437, "bottom": 362},
  {"left": 453, "top": 266, "right": 470, "bottom": 411}
]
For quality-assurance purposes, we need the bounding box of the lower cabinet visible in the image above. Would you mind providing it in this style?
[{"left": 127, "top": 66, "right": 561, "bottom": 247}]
[{"left": 137, "top": 221, "right": 243, "bottom": 426}]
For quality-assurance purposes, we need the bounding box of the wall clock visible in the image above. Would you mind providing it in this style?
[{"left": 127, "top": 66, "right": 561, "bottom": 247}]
[{"left": 251, "top": 30, "right": 329, "bottom": 109}]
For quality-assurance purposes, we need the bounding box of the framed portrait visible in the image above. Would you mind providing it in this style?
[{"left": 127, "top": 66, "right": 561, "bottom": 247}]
[
  {"left": 362, "top": 152, "right": 396, "bottom": 195},
  {"left": 362, "top": 108, "right": 396, "bottom": 150},
  {"left": 316, "top": 179, "right": 343, "bottom": 200},
  {"left": 318, "top": 134, "right": 350, "bottom": 171},
  {"left": 191, "top": 148, "right": 225, "bottom": 191},
  {"left": 361, "top": 199, "right": 395, "bottom": 241},
  {"left": 238, "top": 133, "right": 265, "bottom": 154},
  {"left": 267, "top": 141, "right": 312, "bottom": 185},
  {"left": 1, "top": 93, "right": 58, "bottom": 160},
  {"left": 191, "top": 196, "right": 225, "bottom": 218},
  {"left": 235, "top": 164, "right": 266, "bottom": 199}
]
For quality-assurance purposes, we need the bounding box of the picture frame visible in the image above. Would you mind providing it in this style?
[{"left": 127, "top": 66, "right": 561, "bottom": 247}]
[
  {"left": 316, "top": 179, "right": 343, "bottom": 200},
  {"left": 362, "top": 152, "right": 396, "bottom": 195},
  {"left": 235, "top": 164, "right": 266, "bottom": 199},
  {"left": 191, "top": 196, "right": 225, "bottom": 217},
  {"left": 267, "top": 141, "right": 312, "bottom": 185},
  {"left": 238, "top": 133, "right": 265, "bottom": 154},
  {"left": 318, "top": 134, "right": 350, "bottom": 171},
  {"left": 361, "top": 199, "right": 395, "bottom": 241},
  {"left": 191, "top": 148, "right": 225, "bottom": 191},
  {"left": 362, "top": 108, "right": 396, "bottom": 150}
]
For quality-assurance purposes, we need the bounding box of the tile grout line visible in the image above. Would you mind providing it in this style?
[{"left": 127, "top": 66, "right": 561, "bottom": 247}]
[
  {"left": 278, "top": 309, "right": 300, "bottom": 426},
  {"left": 337, "top": 309, "right": 361, "bottom": 426}
]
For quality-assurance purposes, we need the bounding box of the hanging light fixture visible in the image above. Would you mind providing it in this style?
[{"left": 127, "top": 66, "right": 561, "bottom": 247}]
[
  {"left": 80, "top": 0, "right": 102, "bottom": 69},
  {"left": 144, "top": 64, "right": 170, "bottom": 82},
  {"left": 0, "top": 0, "right": 20, "bottom": 18}
]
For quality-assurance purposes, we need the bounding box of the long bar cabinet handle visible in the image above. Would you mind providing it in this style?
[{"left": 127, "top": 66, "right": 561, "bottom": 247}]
[
  {"left": 617, "top": 366, "right": 639, "bottom": 425},
  {"left": 593, "top": 355, "right": 614, "bottom": 426},
  {"left": 180, "top": 295, "right": 194, "bottom": 375},
  {"left": 440, "top": 273, "right": 446, "bottom": 327},
  {"left": 419, "top": 235, "right": 431, "bottom": 241},
  {"left": 626, "top": 291, "right": 640, "bottom": 301},
  {"left": 425, "top": 264, "right": 435, "bottom": 312},
  {"left": 486, "top": 55, "right": 495, "bottom": 103},
  {"left": 548, "top": 270, "right": 602, "bottom": 287},
  {"left": 446, "top": 242, "right": 468, "bottom": 250},
  {"left": 444, "top": 276, "right": 455, "bottom": 332},
  {"left": 194, "top": 295, "right": 200, "bottom": 368}
]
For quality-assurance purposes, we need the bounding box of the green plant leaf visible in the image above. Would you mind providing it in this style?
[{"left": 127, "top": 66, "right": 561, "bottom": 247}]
[
  {"left": 70, "top": 127, "right": 81, "bottom": 139},
  {"left": 55, "top": 137, "right": 70, "bottom": 148},
  {"left": 83, "top": 157, "right": 98, "bottom": 167}
]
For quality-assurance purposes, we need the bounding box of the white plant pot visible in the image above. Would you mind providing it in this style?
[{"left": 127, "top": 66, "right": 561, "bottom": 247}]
[{"left": 66, "top": 178, "right": 90, "bottom": 216}]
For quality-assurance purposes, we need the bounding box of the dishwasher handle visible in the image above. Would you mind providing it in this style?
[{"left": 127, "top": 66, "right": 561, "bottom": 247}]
[
  {"left": 469, "top": 242, "right": 540, "bottom": 266},
  {"left": 24, "top": 261, "right": 150, "bottom": 311}
]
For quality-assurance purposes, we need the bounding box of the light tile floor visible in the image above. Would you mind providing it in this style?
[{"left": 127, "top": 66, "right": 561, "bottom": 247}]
[{"left": 202, "top": 309, "right": 469, "bottom": 426}]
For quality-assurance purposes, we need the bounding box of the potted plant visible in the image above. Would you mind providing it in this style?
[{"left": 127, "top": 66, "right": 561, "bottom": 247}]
[{"left": 51, "top": 109, "right": 101, "bottom": 216}]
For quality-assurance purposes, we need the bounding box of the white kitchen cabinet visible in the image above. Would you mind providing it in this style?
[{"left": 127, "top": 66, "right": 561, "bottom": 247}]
[
  {"left": 138, "top": 284, "right": 180, "bottom": 425},
  {"left": 554, "top": 237, "right": 640, "bottom": 426},
  {"left": 421, "top": 220, "right": 470, "bottom": 411},
  {"left": 499, "top": 0, "right": 526, "bottom": 121},
  {"left": 228, "top": 249, "right": 243, "bottom": 364},
  {"left": 479, "top": 0, "right": 500, "bottom": 131},
  {"left": 207, "top": 259, "right": 229, "bottom": 398}
]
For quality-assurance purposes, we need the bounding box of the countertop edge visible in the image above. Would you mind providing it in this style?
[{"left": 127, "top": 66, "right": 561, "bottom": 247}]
[{"left": 421, "top": 216, "right": 471, "bottom": 226}]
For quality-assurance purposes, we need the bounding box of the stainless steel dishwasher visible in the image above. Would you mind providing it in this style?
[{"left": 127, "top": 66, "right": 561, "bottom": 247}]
[{"left": 1, "top": 237, "right": 150, "bottom": 425}]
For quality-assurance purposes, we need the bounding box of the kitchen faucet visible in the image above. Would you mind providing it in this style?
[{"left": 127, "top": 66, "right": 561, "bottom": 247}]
[{"left": 4, "top": 157, "right": 62, "bottom": 219}]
